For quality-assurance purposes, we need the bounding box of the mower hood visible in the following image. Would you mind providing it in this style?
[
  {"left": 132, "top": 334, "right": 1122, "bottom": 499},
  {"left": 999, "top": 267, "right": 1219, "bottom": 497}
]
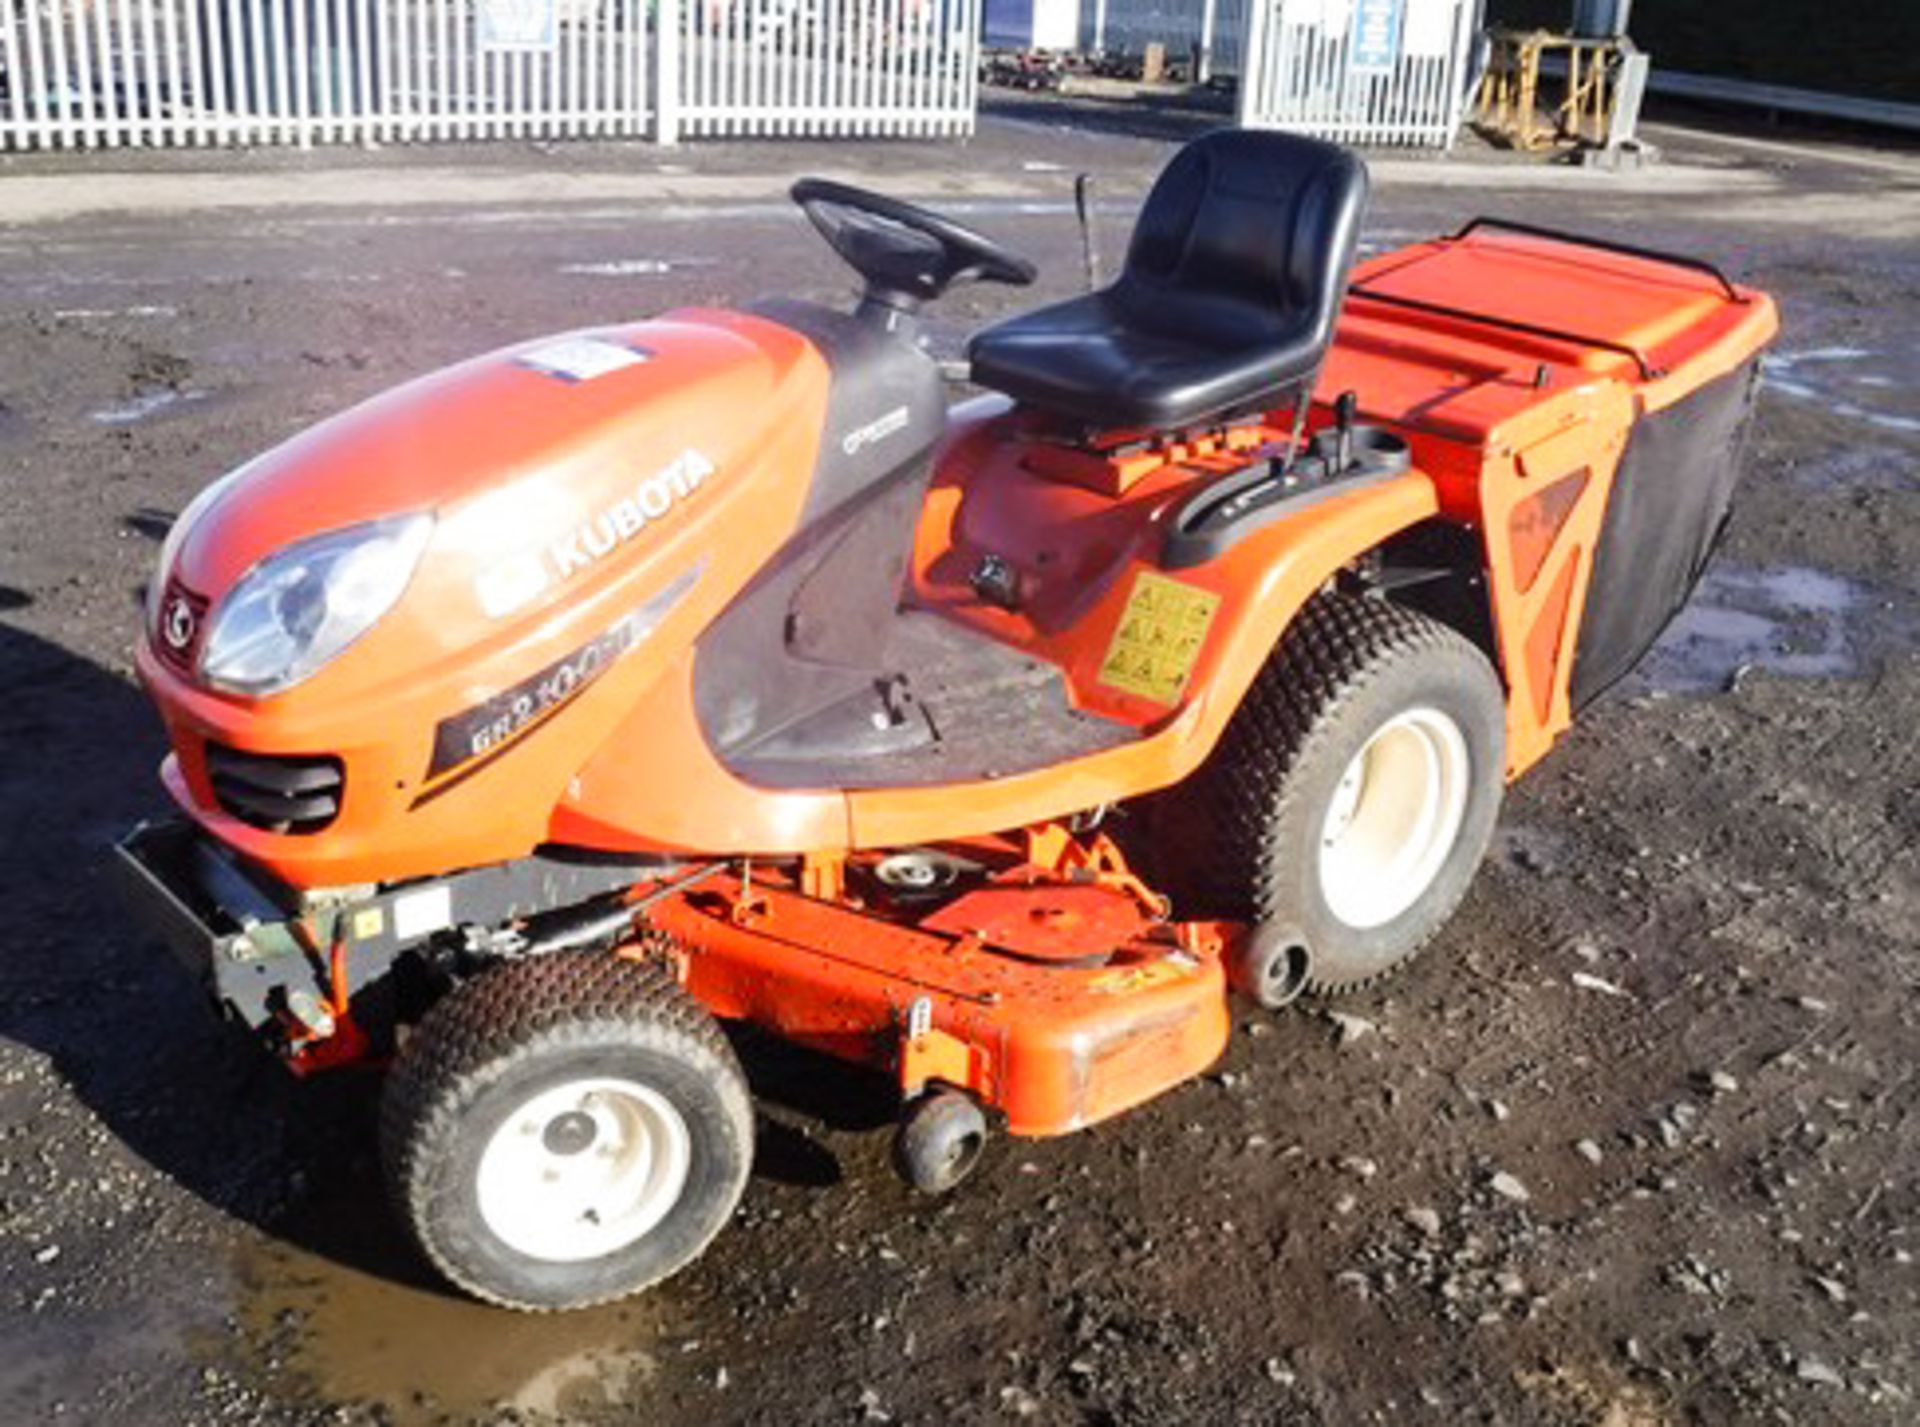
[{"left": 155, "top": 312, "right": 821, "bottom": 702}]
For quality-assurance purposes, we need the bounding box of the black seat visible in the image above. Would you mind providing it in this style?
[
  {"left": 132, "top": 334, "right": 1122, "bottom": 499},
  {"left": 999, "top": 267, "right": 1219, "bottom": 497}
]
[{"left": 966, "top": 130, "right": 1369, "bottom": 431}]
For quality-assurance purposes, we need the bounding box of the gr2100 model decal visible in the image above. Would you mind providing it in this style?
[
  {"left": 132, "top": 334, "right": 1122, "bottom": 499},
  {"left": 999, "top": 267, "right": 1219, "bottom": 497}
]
[{"left": 425, "top": 564, "right": 704, "bottom": 784}]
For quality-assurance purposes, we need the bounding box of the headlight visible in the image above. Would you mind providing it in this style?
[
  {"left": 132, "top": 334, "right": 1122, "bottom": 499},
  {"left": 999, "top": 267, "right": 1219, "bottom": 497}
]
[{"left": 200, "top": 514, "right": 433, "bottom": 695}]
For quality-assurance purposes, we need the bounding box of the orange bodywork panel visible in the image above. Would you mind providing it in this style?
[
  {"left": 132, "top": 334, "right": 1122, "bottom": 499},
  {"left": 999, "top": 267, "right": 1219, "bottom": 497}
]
[
  {"left": 545, "top": 396, "right": 1442, "bottom": 856},
  {"left": 849, "top": 433, "right": 1439, "bottom": 846}
]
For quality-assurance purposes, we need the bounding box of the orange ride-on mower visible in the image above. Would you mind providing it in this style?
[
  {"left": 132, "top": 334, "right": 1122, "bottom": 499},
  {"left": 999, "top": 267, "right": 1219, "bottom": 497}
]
[{"left": 117, "top": 130, "right": 1778, "bottom": 1310}]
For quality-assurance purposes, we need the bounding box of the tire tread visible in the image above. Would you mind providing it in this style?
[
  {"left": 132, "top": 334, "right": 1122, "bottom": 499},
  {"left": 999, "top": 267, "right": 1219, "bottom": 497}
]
[
  {"left": 1139, "top": 590, "right": 1495, "bottom": 992},
  {"left": 380, "top": 939, "right": 749, "bottom": 1311}
]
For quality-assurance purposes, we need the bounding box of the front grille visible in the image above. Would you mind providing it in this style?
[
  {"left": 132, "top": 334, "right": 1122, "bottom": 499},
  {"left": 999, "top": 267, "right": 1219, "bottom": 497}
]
[{"left": 206, "top": 744, "right": 344, "bottom": 834}]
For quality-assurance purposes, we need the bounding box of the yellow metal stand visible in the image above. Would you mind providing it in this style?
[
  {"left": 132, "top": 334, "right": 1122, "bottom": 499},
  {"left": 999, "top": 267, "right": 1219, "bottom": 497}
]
[{"left": 1476, "top": 28, "right": 1634, "bottom": 152}]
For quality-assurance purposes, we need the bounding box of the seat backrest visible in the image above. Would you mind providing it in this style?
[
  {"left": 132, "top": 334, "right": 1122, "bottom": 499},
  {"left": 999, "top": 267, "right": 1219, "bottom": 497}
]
[{"left": 1116, "top": 129, "right": 1369, "bottom": 351}]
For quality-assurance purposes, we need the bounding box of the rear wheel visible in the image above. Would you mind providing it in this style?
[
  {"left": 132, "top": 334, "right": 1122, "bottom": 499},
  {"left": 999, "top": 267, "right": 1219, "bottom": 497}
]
[
  {"left": 380, "top": 947, "right": 752, "bottom": 1311},
  {"left": 1138, "top": 592, "right": 1505, "bottom": 992}
]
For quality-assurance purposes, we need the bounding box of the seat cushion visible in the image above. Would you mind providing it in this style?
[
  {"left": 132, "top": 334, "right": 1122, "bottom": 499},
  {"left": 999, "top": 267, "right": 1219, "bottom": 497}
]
[
  {"left": 966, "top": 287, "right": 1327, "bottom": 430},
  {"left": 966, "top": 130, "right": 1368, "bottom": 432}
]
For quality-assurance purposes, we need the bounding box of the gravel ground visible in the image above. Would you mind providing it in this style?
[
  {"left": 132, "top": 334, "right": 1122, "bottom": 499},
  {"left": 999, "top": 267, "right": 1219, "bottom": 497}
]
[{"left": 0, "top": 100, "right": 1915, "bottom": 1426}]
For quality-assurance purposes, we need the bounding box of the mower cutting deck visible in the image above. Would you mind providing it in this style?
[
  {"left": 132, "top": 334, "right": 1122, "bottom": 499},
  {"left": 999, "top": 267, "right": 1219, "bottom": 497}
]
[{"left": 118, "top": 130, "right": 1777, "bottom": 1310}]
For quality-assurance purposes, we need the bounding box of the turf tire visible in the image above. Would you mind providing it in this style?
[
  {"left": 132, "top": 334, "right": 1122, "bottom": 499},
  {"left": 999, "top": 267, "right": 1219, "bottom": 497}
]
[
  {"left": 1134, "top": 591, "right": 1505, "bottom": 993},
  {"left": 380, "top": 947, "right": 752, "bottom": 1312}
]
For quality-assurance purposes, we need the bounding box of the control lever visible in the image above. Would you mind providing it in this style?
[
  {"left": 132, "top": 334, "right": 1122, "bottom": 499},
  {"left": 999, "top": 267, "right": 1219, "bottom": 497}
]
[
  {"left": 1334, "top": 390, "right": 1358, "bottom": 472},
  {"left": 1073, "top": 174, "right": 1100, "bottom": 291}
]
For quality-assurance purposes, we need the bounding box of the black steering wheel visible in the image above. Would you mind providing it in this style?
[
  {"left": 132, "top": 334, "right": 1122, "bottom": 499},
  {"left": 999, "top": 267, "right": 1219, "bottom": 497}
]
[{"left": 791, "top": 178, "right": 1036, "bottom": 310}]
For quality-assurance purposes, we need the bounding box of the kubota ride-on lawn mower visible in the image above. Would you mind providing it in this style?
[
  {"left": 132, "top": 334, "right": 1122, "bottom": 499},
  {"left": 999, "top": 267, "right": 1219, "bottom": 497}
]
[{"left": 118, "top": 130, "right": 1777, "bottom": 1310}]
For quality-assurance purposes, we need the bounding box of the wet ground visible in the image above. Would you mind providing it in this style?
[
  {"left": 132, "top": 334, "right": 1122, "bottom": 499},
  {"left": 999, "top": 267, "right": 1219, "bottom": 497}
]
[{"left": 0, "top": 101, "right": 1917, "bottom": 1425}]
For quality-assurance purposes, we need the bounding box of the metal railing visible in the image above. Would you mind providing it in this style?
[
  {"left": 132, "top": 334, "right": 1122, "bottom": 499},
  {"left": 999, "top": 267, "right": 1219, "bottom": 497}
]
[
  {"left": 1644, "top": 66, "right": 1920, "bottom": 136},
  {"left": 1237, "top": 0, "right": 1478, "bottom": 148},
  {"left": 0, "top": 0, "right": 977, "bottom": 149}
]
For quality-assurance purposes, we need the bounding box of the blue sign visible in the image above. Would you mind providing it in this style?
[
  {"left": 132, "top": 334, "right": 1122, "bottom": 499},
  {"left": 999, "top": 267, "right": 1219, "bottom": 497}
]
[{"left": 1350, "top": 0, "right": 1405, "bottom": 74}]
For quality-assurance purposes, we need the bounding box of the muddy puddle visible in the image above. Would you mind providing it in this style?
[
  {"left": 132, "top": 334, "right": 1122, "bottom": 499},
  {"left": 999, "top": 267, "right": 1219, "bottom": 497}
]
[
  {"left": 234, "top": 1195, "right": 675, "bottom": 1425},
  {"left": 1788, "top": 440, "right": 1918, "bottom": 494},
  {"left": 1636, "top": 564, "right": 1912, "bottom": 694},
  {"left": 1762, "top": 346, "right": 1920, "bottom": 437}
]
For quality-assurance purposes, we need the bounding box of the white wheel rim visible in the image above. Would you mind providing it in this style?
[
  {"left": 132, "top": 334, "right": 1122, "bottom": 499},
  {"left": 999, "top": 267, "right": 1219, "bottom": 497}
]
[
  {"left": 1317, "top": 706, "right": 1472, "bottom": 931},
  {"left": 475, "top": 1076, "right": 692, "bottom": 1264}
]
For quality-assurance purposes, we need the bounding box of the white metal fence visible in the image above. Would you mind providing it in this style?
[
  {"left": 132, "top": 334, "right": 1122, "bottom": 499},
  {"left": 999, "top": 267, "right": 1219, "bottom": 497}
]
[
  {"left": 1237, "top": 0, "right": 1477, "bottom": 147},
  {"left": 0, "top": 0, "right": 977, "bottom": 149}
]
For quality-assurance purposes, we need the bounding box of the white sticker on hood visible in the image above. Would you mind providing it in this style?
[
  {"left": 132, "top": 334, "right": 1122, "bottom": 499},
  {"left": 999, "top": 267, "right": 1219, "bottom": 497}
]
[{"left": 519, "top": 337, "right": 651, "bottom": 383}]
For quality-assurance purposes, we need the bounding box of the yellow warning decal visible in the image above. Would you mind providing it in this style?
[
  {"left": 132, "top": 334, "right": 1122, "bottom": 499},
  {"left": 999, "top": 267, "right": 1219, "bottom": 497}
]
[
  {"left": 351, "top": 907, "right": 385, "bottom": 942},
  {"left": 1088, "top": 959, "right": 1189, "bottom": 995},
  {"left": 1097, "top": 571, "right": 1221, "bottom": 705}
]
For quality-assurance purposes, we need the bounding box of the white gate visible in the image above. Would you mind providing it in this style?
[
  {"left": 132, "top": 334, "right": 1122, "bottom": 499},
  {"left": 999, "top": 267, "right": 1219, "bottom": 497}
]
[
  {"left": 1237, "top": 0, "right": 1478, "bottom": 148},
  {"left": 0, "top": 0, "right": 977, "bottom": 149}
]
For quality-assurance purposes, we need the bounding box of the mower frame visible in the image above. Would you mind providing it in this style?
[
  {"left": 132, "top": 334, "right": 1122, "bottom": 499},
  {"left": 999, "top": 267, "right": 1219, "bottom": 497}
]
[{"left": 118, "top": 815, "right": 1239, "bottom": 1134}]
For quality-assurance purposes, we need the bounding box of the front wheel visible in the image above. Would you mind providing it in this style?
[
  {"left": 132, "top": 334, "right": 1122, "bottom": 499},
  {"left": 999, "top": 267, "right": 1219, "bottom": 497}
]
[
  {"left": 1139, "top": 592, "right": 1506, "bottom": 993},
  {"left": 380, "top": 946, "right": 752, "bottom": 1312}
]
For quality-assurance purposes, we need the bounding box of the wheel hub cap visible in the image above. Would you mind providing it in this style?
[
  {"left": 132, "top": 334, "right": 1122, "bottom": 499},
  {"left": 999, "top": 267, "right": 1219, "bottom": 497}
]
[
  {"left": 541, "top": 1110, "right": 598, "bottom": 1157},
  {"left": 476, "top": 1076, "right": 692, "bottom": 1263},
  {"left": 1317, "top": 706, "right": 1471, "bottom": 931}
]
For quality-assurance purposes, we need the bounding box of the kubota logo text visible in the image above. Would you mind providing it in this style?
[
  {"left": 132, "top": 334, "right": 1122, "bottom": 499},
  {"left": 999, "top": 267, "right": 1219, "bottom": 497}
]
[
  {"left": 549, "top": 449, "right": 715, "bottom": 580},
  {"left": 471, "top": 449, "right": 716, "bottom": 620}
]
